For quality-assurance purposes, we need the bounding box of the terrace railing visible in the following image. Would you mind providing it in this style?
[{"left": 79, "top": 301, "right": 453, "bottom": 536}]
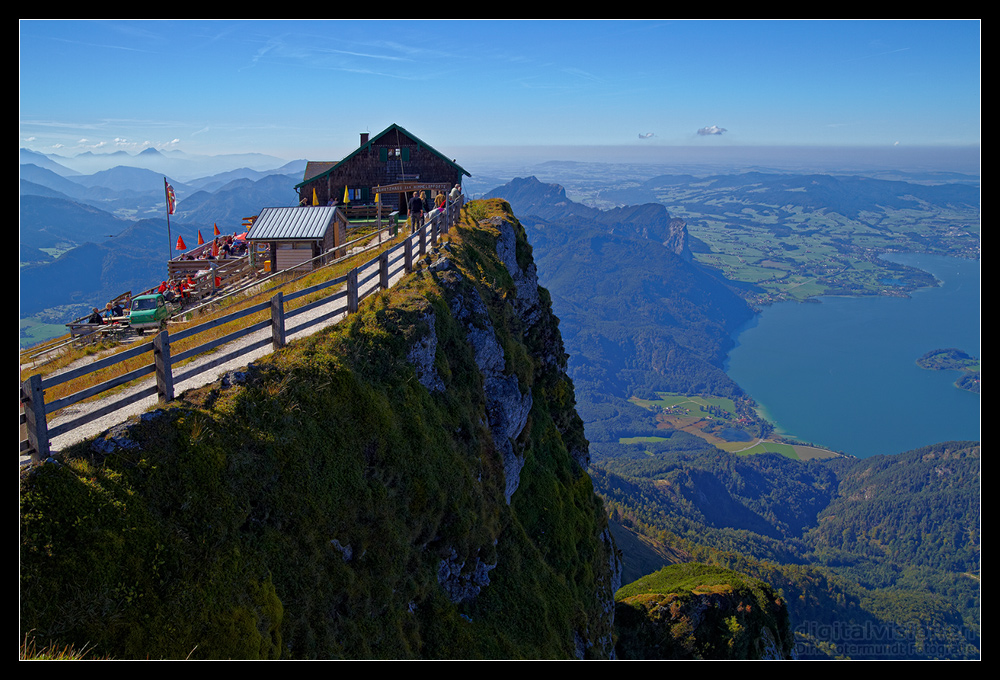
[{"left": 20, "top": 196, "right": 465, "bottom": 463}]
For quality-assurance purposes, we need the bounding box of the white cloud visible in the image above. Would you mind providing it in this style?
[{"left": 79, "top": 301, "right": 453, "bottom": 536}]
[{"left": 697, "top": 125, "right": 727, "bottom": 136}]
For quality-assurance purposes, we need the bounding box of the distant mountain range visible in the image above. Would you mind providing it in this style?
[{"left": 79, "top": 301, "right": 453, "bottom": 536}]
[
  {"left": 599, "top": 171, "right": 979, "bottom": 221},
  {"left": 21, "top": 154, "right": 304, "bottom": 219},
  {"left": 19, "top": 150, "right": 308, "bottom": 327},
  {"left": 19, "top": 147, "right": 303, "bottom": 182}
]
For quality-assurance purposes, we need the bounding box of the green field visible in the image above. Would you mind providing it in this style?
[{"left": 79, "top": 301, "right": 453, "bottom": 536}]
[
  {"left": 20, "top": 317, "right": 69, "bottom": 349},
  {"left": 669, "top": 191, "right": 977, "bottom": 304},
  {"left": 624, "top": 392, "right": 841, "bottom": 461},
  {"left": 629, "top": 393, "right": 737, "bottom": 416}
]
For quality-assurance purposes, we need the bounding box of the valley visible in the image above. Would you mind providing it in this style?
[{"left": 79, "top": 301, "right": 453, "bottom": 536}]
[{"left": 486, "top": 168, "right": 980, "bottom": 659}]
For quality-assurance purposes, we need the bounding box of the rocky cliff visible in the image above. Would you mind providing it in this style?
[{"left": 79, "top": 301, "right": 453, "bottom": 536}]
[{"left": 20, "top": 199, "right": 622, "bottom": 659}]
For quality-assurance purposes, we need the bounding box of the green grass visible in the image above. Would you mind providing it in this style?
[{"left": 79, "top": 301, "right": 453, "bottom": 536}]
[
  {"left": 20, "top": 317, "right": 71, "bottom": 350},
  {"left": 630, "top": 393, "right": 737, "bottom": 417}
]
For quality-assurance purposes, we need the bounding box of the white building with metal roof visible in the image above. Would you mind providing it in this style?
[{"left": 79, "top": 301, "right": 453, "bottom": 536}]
[{"left": 246, "top": 205, "right": 348, "bottom": 273}]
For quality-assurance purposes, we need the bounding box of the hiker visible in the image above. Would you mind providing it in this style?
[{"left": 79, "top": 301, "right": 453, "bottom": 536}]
[{"left": 409, "top": 191, "right": 424, "bottom": 233}]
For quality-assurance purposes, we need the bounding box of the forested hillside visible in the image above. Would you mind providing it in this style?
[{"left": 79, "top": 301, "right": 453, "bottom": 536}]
[{"left": 595, "top": 441, "right": 980, "bottom": 659}]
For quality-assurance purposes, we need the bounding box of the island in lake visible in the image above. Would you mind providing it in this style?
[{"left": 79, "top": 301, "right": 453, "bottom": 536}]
[{"left": 917, "top": 348, "right": 981, "bottom": 394}]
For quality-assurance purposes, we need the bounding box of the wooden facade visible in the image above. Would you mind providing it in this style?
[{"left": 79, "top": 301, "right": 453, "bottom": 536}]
[{"left": 295, "top": 123, "right": 471, "bottom": 215}]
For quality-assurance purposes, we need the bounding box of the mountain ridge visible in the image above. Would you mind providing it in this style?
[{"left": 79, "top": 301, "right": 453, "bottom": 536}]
[{"left": 20, "top": 199, "right": 622, "bottom": 659}]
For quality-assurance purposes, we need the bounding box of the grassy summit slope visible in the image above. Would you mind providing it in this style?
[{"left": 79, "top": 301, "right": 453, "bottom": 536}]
[{"left": 20, "top": 199, "right": 618, "bottom": 659}]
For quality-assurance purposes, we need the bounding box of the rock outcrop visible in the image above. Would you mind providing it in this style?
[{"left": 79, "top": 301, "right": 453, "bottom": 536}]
[{"left": 614, "top": 564, "right": 794, "bottom": 660}]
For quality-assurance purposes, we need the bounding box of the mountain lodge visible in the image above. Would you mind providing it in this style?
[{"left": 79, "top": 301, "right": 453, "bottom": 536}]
[{"left": 294, "top": 123, "right": 471, "bottom": 213}]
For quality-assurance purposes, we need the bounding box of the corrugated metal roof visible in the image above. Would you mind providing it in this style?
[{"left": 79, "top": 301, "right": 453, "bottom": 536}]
[{"left": 246, "top": 206, "right": 337, "bottom": 241}]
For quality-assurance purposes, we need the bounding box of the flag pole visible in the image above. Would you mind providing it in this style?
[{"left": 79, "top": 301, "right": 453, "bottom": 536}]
[{"left": 163, "top": 178, "right": 176, "bottom": 278}]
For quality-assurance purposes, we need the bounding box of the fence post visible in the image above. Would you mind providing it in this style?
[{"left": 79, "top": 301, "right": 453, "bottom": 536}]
[
  {"left": 431, "top": 213, "right": 439, "bottom": 245},
  {"left": 419, "top": 222, "right": 426, "bottom": 257},
  {"left": 404, "top": 236, "right": 413, "bottom": 274},
  {"left": 22, "top": 373, "right": 49, "bottom": 462},
  {"left": 153, "top": 329, "right": 174, "bottom": 403},
  {"left": 271, "top": 291, "right": 286, "bottom": 348},
  {"left": 379, "top": 250, "right": 389, "bottom": 290},
  {"left": 347, "top": 267, "right": 359, "bottom": 314}
]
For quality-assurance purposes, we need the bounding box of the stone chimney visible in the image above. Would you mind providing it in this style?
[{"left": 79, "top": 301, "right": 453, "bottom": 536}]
[{"left": 360, "top": 132, "right": 369, "bottom": 146}]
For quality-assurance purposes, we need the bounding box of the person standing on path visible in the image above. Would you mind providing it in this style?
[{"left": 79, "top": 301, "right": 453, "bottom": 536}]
[{"left": 409, "top": 191, "right": 424, "bottom": 234}]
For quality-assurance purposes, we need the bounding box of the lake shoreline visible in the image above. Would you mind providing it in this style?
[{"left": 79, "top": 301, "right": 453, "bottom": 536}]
[{"left": 724, "top": 253, "right": 980, "bottom": 458}]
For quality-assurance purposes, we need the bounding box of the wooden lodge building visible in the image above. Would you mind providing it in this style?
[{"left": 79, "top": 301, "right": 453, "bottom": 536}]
[
  {"left": 294, "top": 123, "right": 471, "bottom": 214},
  {"left": 237, "top": 124, "right": 470, "bottom": 275}
]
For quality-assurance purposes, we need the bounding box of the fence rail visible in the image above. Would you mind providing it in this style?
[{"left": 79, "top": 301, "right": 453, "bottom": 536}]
[{"left": 19, "top": 197, "right": 465, "bottom": 463}]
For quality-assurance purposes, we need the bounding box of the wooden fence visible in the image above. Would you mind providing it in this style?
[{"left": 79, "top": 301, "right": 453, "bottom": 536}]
[{"left": 19, "top": 197, "right": 465, "bottom": 463}]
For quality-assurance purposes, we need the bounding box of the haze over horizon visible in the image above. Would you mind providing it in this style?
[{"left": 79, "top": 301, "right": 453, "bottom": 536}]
[{"left": 20, "top": 20, "right": 980, "bottom": 166}]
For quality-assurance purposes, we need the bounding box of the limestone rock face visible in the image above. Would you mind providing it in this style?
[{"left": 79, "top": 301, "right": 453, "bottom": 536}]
[
  {"left": 437, "top": 547, "right": 497, "bottom": 604},
  {"left": 664, "top": 217, "right": 693, "bottom": 262},
  {"left": 445, "top": 268, "right": 532, "bottom": 504},
  {"left": 406, "top": 312, "right": 445, "bottom": 393},
  {"left": 493, "top": 216, "right": 542, "bottom": 328}
]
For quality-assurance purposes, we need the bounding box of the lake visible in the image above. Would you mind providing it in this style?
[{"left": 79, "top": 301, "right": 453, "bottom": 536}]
[{"left": 725, "top": 253, "right": 980, "bottom": 458}]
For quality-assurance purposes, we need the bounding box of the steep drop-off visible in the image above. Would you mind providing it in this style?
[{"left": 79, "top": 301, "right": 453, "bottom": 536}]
[{"left": 20, "top": 200, "right": 621, "bottom": 659}]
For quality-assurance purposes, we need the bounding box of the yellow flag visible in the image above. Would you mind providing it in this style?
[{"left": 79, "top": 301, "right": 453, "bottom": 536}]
[
  {"left": 312, "top": 188, "right": 318, "bottom": 206},
  {"left": 374, "top": 192, "right": 380, "bottom": 204},
  {"left": 343, "top": 186, "right": 350, "bottom": 204}
]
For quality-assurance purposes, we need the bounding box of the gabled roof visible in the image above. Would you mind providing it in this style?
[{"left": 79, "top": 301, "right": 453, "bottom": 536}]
[
  {"left": 294, "top": 123, "right": 470, "bottom": 189},
  {"left": 246, "top": 206, "right": 338, "bottom": 241},
  {"left": 302, "top": 162, "right": 337, "bottom": 183}
]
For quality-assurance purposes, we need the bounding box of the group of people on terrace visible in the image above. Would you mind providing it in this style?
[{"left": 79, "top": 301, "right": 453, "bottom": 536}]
[
  {"left": 158, "top": 277, "right": 196, "bottom": 304},
  {"left": 409, "top": 184, "right": 461, "bottom": 233},
  {"left": 177, "top": 234, "right": 247, "bottom": 261},
  {"left": 87, "top": 297, "right": 128, "bottom": 325}
]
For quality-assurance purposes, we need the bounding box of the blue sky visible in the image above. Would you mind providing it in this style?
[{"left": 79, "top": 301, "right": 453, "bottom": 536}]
[{"left": 19, "top": 19, "right": 981, "bottom": 161}]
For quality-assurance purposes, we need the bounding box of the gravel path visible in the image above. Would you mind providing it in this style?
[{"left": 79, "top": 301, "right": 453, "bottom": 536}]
[{"left": 23, "top": 237, "right": 416, "bottom": 464}]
